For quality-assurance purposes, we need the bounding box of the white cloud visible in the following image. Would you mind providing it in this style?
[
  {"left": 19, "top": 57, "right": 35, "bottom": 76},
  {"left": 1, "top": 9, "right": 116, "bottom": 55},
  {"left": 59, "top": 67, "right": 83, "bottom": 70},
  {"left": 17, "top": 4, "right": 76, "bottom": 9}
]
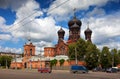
[
  {"left": 11, "top": 16, "right": 58, "bottom": 43},
  {"left": 33, "top": 41, "right": 54, "bottom": 55},
  {"left": 15, "top": 0, "right": 42, "bottom": 21},
  {"left": 86, "top": 7, "right": 105, "bottom": 17},
  {"left": 0, "top": 0, "right": 61, "bottom": 54},
  {"left": 0, "top": 0, "right": 29, "bottom": 11},
  {"left": 87, "top": 11, "right": 120, "bottom": 50},
  {"left": 0, "top": 0, "right": 120, "bottom": 54},
  {"left": 0, "top": 16, "right": 8, "bottom": 31},
  {"left": 47, "top": 0, "right": 110, "bottom": 21},
  {"left": 0, "top": 46, "right": 22, "bottom": 54},
  {"left": 0, "top": 17, "right": 6, "bottom": 24},
  {"left": 0, "top": 34, "right": 11, "bottom": 40}
]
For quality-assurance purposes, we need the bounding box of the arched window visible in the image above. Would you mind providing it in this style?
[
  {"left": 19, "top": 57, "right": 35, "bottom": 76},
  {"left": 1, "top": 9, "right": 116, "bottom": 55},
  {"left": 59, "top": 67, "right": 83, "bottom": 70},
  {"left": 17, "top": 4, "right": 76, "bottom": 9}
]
[
  {"left": 25, "top": 50, "right": 27, "bottom": 56},
  {"left": 30, "top": 49, "right": 32, "bottom": 56},
  {"left": 60, "top": 46, "right": 65, "bottom": 55}
]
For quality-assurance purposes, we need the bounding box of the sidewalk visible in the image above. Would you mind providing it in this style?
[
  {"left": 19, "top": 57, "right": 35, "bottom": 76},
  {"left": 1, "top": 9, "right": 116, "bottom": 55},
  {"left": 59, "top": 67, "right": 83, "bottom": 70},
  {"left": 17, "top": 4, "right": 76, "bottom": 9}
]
[
  {"left": 52, "top": 69, "right": 69, "bottom": 72},
  {"left": 0, "top": 68, "right": 70, "bottom": 73}
]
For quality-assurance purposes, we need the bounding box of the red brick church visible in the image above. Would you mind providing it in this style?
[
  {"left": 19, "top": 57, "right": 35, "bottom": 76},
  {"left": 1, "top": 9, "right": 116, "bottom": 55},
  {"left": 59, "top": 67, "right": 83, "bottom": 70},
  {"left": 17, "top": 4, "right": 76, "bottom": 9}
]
[
  {"left": 44, "top": 14, "right": 92, "bottom": 58},
  {"left": 10, "top": 13, "right": 92, "bottom": 69}
]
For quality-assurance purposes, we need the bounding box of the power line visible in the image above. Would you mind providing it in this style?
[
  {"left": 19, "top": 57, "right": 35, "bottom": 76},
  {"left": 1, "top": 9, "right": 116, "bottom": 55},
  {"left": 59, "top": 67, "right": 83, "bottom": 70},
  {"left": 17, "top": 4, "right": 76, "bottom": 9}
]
[
  {"left": 4, "top": 0, "right": 70, "bottom": 42},
  {"left": 48, "top": 0, "right": 70, "bottom": 13},
  {"left": 7, "top": 0, "right": 70, "bottom": 32}
]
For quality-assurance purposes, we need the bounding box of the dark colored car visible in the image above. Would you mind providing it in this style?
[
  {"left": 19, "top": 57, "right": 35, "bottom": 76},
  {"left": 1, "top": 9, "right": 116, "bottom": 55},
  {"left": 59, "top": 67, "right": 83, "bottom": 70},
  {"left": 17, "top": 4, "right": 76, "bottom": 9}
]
[
  {"left": 70, "top": 65, "right": 88, "bottom": 73},
  {"left": 38, "top": 68, "right": 51, "bottom": 73},
  {"left": 106, "top": 68, "right": 118, "bottom": 73},
  {"left": 92, "top": 67, "right": 102, "bottom": 72}
]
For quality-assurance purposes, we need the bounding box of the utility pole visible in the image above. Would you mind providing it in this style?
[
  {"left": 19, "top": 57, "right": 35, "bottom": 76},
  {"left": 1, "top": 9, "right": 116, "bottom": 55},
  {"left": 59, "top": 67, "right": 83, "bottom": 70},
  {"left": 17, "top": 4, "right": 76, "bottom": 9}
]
[
  {"left": 15, "top": 54, "right": 17, "bottom": 70},
  {"left": 112, "top": 52, "right": 114, "bottom": 67},
  {"left": 6, "top": 59, "right": 7, "bottom": 69}
]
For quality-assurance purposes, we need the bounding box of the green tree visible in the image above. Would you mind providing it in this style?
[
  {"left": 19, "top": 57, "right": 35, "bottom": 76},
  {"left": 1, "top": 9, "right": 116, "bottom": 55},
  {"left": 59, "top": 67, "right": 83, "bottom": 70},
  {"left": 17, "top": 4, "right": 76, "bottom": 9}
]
[
  {"left": 59, "top": 59, "right": 65, "bottom": 66},
  {"left": 0, "top": 56, "right": 12, "bottom": 68},
  {"left": 100, "top": 46, "right": 111, "bottom": 69},
  {"left": 50, "top": 59, "right": 57, "bottom": 67},
  {"left": 68, "top": 38, "right": 87, "bottom": 61},
  {"left": 85, "top": 42, "right": 100, "bottom": 69},
  {"left": 68, "top": 38, "right": 100, "bottom": 69},
  {"left": 111, "top": 48, "right": 120, "bottom": 66},
  {"left": 76, "top": 38, "right": 87, "bottom": 61},
  {"left": 68, "top": 43, "right": 76, "bottom": 60},
  {"left": 118, "top": 50, "right": 120, "bottom": 57}
]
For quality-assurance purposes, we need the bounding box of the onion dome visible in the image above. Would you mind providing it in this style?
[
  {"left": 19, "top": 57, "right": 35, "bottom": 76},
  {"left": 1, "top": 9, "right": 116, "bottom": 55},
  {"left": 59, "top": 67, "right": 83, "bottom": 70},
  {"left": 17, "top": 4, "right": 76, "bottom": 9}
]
[
  {"left": 84, "top": 27, "right": 92, "bottom": 34},
  {"left": 57, "top": 27, "right": 65, "bottom": 34},
  {"left": 68, "top": 16, "right": 82, "bottom": 27},
  {"left": 71, "top": 23, "right": 79, "bottom": 28}
]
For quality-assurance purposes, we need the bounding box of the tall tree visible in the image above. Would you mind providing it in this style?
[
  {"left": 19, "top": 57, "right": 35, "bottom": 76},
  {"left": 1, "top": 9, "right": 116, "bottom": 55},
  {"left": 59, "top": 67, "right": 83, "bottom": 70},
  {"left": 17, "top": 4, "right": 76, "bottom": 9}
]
[
  {"left": 85, "top": 41, "right": 100, "bottom": 69},
  {"left": 100, "top": 46, "right": 111, "bottom": 69},
  {"left": 68, "top": 43, "right": 76, "bottom": 60},
  {"left": 76, "top": 38, "right": 87, "bottom": 61},
  {"left": 0, "top": 56, "right": 12, "bottom": 68},
  {"left": 68, "top": 38, "right": 87, "bottom": 61},
  {"left": 111, "top": 48, "right": 120, "bottom": 66},
  {"left": 118, "top": 50, "right": 120, "bottom": 57}
]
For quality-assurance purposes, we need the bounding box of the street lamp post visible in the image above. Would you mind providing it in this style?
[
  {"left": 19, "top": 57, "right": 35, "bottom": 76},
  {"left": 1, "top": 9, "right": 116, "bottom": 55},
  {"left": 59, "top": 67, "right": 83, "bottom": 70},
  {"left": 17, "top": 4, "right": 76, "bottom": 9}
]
[
  {"left": 39, "top": 49, "right": 42, "bottom": 68},
  {"left": 83, "top": 55, "right": 86, "bottom": 61},
  {"left": 30, "top": 60, "right": 32, "bottom": 69},
  {"left": 112, "top": 52, "right": 114, "bottom": 67},
  {"left": 103, "top": 53, "right": 107, "bottom": 69},
  {"left": 75, "top": 47, "right": 78, "bottom": 65}
]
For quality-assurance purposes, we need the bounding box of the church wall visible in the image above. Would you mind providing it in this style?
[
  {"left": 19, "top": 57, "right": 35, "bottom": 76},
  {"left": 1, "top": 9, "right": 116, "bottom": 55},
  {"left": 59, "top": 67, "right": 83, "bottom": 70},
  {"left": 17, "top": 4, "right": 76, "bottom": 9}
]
[
  {"left": 55, "top": 42, "right": 68, "bottom": 55},
  {"left": 69, "top": 60, "right": 86, "bottom": 66},
  {"left": 10, "top": 62, "right": 22, "bottom": 69},
  {"left": 55, "top": 60, "right": 85, "bottom": 67},
  {"left": 29, "top": 61, "right": 46, "bottom": 69},
  {"left": 44, "top": 47, "right": 55, "bottom": 57},
  {"left": 55, "top": 60, "right": 70, "bottom": 66}
]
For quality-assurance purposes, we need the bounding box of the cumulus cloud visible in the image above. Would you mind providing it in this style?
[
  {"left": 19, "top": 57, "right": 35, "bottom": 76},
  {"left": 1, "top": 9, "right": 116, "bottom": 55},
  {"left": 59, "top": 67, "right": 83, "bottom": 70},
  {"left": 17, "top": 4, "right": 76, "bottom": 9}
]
[
  {"left": 47, "top": 0, "right": 110, "bottom": 21},
  {"left": 0, "top": 16, "right": 6, "bottom": 24},
  {"left": 87, "top": 11, "right": 120, "bottom": 50},
  {"left": 0, "top": 0, "right": 64, "bottom": 54},
  {"left": 0, "top": 16, "right": 8, "bottom": 31},
  {"left": 0, "top": 46, "right": 22, "bottom": 54},
  {"left": 0, "top": 0, "right": 119, "bottom": 54},
  {"left": 0, "top": 0, "right": 66, "bottom": 54},
  {"left": 86, "top": 7, "right": 106, "bottom": 17},
  {"left": 0, "top": 34, "right": 11, "bottom": 40},
  {"left": 0, "top": 0, "right": 29, "bottom": 11},
  {"left": 11, "top": 17, "right": 57, "bottom": 42}
]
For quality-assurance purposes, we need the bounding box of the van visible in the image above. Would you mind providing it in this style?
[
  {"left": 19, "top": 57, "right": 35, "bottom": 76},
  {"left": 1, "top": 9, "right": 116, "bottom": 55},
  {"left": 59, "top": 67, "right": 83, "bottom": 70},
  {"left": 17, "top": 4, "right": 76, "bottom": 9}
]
[{"left": 70, "top": 65, "right": 88, "bottom": 73}]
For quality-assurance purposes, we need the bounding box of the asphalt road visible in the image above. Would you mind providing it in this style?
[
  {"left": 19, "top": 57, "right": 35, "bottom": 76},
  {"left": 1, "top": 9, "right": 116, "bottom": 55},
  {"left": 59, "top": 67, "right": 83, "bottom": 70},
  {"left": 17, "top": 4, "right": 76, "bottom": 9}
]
[{"left": 0, "top": 69, "right": 120, "bottom": 79}]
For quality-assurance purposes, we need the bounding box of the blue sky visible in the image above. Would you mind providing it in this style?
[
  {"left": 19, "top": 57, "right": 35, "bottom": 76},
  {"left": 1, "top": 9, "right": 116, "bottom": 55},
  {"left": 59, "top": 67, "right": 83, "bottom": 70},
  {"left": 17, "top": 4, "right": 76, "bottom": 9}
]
[{"left": 0, "top": 0, "right": 120, "bottom": 54}]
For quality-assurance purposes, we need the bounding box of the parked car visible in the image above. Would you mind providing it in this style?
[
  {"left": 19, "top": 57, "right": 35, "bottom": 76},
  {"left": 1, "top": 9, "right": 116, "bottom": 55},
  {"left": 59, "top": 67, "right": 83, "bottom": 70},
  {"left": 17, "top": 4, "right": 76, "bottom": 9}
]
[
  {"left": 70, "top": 65, "right": 88, "bottom": 73},
  {"left": 92, "top": 67, "right": 102, "bottom": 72},
  {"left": 38, "top": 68, "right": 51, "bottom": 73},
  {"left": 106, "top": 68, "right": 118, "bottom": 73}
]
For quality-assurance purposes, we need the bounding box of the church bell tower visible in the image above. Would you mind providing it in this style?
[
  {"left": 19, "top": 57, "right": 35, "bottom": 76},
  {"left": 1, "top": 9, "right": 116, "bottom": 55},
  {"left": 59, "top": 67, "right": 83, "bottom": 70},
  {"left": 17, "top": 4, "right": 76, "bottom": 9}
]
[
  {"left": 57, "top": 27, "right": 65, "bottom": 43},
  {"left": 67, "top": 9, "right": 82, "bottom": 43},
  {"left": 84, "top": 22, "right": 92, "bottom": 42}
]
